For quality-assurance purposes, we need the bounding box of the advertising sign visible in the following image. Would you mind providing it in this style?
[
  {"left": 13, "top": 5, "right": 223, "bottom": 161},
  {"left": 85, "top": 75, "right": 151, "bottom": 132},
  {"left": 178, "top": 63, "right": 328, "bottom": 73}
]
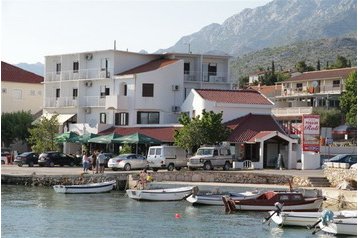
[{"left": 302, "top": 115, "right": 320, "bottom": 152}]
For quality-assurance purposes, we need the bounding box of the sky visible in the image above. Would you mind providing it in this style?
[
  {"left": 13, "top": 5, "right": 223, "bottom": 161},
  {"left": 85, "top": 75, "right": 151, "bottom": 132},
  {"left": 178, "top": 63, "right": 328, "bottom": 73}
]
[{"left": 1, "top": 0, "right": 272, "bottom": 64}]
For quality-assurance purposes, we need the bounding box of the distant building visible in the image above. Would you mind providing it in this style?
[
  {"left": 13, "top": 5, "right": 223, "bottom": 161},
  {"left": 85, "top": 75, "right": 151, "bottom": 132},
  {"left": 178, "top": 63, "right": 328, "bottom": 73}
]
[
  {"left": 248, "top": 70, "right": 266, "bottom": 85},
  {"left": 1, "top": 61, "right": 43, "bottom": 114}
]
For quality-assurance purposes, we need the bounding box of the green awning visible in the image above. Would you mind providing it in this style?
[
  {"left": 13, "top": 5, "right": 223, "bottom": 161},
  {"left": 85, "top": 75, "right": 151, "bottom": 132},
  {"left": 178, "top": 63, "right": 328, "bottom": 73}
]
[
  {"left": 112, "top": 132, "right": 162, "bottom": 144},
  {"left": 54, "top": 131, "right": 79, "bottom": 143},
  {"left": 88, "top": 133, "right": 121, "bottom": 144}
]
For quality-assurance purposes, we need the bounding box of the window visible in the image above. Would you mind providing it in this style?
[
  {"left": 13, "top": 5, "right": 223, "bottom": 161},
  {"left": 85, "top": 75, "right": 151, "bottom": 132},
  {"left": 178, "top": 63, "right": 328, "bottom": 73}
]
[
  {"left": 56, "top": 63, "right": 61, "bottom": 74},
  {"left": 296, "top": 83, "right": 303, "bottom": 91},
  {"left": 101, "top": 58, "right": 108, "bottom": 71},
  {"left": 100, "top": 113, "right": 107, "bottom": 124},
  {"left": 142, "top": 84, "right": 154, "bottom": 97},
  {"left": 56, "top": 88, "right": 60, "bottom": 98},
  {"left": 13, "top": 89, "right": 22, "bottom": 99},
  {"left": 184, "top": 62, "right": 190, "bottom": 75},
  {"left": 123, "top": 84, "right": 127, "bottom": 96},
  {"left": 73, "top": 88, "right": 78, "bottom": 99},
  {"left": 115, "top": 112, "right": 129, "bottom": 126},
  {"left": 208, "top": 63, "right": 217, "bottom": 76},
  {"left": 100, "top": 86, "right": 110, "bottom": 98},
  {"left": 137, "top": 111, "right": 159, "bottom": 124},
  {"left": 333, "top": 80, "right": 340, "bottom": 87},
  {"left": 73, "top": 61, "right": 79, "bottom": 73}
]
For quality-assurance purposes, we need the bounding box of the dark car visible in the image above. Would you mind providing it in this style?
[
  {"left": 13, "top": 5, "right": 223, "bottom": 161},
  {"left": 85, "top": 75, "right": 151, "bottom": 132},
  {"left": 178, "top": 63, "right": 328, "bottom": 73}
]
[
  {"left": 14, "top": 152, "right": 39, "bottom": 167},
  {"left": 38, "top": 151, "right": 81, "bottom": 167},
  {"left": 323, "top": 154, "right": 357, "bottom": 168}
]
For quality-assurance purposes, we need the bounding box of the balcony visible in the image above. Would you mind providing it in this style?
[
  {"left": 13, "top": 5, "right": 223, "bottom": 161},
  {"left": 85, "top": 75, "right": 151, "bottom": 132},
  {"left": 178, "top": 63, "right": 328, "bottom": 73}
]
[
  {"left": 105, "top": 95, "right": 129, "bottom": 110},
  {"left": 281, "top": 85, "right": 343, "bottom": 97},
  {"left": 183, "top": 71, "right": 228, "bottom": 83},
  {"left": 45, "top": 68, "right": 113, "bottom": 82},
  {"left": 44, "top": 96, "right": 104, "bottom": 108},
  {"left": 272, "top": 107, "right": 313, "bottom": 118}
]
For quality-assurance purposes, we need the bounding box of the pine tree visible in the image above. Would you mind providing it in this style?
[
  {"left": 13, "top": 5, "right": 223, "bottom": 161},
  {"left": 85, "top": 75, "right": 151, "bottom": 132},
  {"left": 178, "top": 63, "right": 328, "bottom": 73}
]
[{"left": 317, "top": 59, "right": 321, "bottom": 71}]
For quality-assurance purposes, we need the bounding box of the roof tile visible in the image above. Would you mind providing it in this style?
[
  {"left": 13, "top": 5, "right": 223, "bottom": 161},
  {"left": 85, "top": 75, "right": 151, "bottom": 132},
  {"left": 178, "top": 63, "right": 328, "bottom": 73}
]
[
  {"left": 117, "top": 58, "right": 179, "bottom": 76},
  {"left": 1, "top": 61, "right": 43, "bottom": 84},
  {"left": 285, "top": 67, "right": 356, "bottom": 82}
]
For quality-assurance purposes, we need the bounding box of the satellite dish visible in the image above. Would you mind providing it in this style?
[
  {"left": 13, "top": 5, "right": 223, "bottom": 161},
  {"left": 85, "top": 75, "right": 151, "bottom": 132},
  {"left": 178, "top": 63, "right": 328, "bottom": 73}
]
[{"left": 312, "top": 81, "right": 318, "bottom": 88}]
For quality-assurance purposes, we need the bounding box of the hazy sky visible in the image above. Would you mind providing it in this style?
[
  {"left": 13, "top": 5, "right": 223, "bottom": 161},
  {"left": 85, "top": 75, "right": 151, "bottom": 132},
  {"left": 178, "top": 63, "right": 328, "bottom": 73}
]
[{"left": 2, "top": 0, "right": 271, "bottom": 64}]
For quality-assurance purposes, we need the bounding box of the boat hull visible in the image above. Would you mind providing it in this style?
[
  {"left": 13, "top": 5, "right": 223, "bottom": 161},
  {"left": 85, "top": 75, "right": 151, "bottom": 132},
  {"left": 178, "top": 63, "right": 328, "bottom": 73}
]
[
  {"left": 186, "top": 191, "right": 263, "bottom": 206},
  {"left": 319, "top": 218, "right": 357, "bottom": 236},
  {"left": 127, "top": 186, "right": 194, "bottom": 201},
  {"left": 53, "top": 180, "right": 116, "bottom": 194},
  {"left": 233, "top": 198, "right": 323, "bottom": 211}
]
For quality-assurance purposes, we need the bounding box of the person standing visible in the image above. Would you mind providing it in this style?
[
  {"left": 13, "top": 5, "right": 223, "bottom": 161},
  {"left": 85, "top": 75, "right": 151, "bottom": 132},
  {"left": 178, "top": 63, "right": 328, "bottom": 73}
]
[
  {"left": 91, "top": 150, "right": 98, "bottom": 174},
  {"left": 97, "top": 151, "right": 106, "bottom": 174},
  {"left": 82, "top": 151, "right": 89, "bottom": 173}
]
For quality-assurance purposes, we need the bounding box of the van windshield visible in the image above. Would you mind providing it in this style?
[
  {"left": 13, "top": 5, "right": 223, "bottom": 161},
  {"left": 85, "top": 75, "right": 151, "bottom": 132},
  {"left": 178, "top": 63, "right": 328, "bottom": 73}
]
[
  {"left": 149, "top": 148, "right": 156, "bottom": 156},
  {"left": 196, "top": 149, "right": 213, "bottom": 156}
]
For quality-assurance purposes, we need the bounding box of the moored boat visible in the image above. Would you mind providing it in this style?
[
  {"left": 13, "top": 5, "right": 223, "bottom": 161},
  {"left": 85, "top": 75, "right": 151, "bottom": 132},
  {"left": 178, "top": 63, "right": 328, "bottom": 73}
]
[
  {"left": 53, "top": 180, "right": 116, "bottom": 194},
  {"left": 269, "top": 210, "right": 357, "bottom": 227},
  {"left": 126, "top": 186, "right": 195, "bottom": 201},
  {"left": 222, "top": 190, "right": 324, "bottom": 212},
  {"left": 186, "top": 190, "right": 263, "bottom": 206}
]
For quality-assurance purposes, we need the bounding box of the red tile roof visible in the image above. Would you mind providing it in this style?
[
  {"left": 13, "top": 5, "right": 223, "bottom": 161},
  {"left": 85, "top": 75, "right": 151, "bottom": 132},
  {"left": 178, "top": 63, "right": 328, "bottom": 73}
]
[
  {"left": 1, "top": 61, "right": 43, "bottom": 84},
  {"left": 195, "top": 89, "right": 273, "bottom": 105},
  {"left": 225, "top": 113, "right": 287, "bottom": 143},
  {"left": 248, "top": 85, "right": 282, "bottom": 98},
  {"left": 117, "top": 58, "right": 179, "bottom": 76},
  {"left": 285, "top": 67, "right": 356, "bottom": 82},
  {"left": 99, "top": 126, "right": 181, "bottom": 142}
]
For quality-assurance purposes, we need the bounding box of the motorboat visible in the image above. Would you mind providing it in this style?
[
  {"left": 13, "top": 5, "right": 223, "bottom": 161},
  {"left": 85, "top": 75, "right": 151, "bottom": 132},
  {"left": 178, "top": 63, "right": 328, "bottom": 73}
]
[
  {"left": 53, "top": 180, "right": 116, "bottom": 194},
  {"left": 268, "top": 209, "right": 357, "bottom": 227},
  {"left": 311, "top": 210, "right": 357, "bottom": 236},
  {"left": 222, "top": 190, "right": 324, "bottom": 212},
  {"left": 186, "top": 190, "right": 263, "bottom": 206},
  {"left": 126, "top": 186, "right": 195, "bottom": 201}
]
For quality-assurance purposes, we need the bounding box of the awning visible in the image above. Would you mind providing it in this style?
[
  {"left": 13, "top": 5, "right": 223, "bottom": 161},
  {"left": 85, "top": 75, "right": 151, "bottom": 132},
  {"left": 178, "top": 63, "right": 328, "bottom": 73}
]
[{"left": 32, "top": 113, "right": 76, "bottom": 125}]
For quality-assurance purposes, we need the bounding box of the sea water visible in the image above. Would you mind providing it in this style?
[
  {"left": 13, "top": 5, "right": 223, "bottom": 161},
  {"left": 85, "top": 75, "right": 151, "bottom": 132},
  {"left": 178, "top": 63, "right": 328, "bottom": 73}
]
[{"left": 1, "top": 185, "right": 333, "bottom": 238}]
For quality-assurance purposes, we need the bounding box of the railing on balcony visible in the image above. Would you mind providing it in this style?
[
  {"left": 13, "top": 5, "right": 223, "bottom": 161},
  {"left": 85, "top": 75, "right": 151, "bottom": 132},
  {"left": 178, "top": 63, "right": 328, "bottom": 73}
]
[
  {"left": 272, "top": 107, "right": 313, "bottom": 117},
  {"left": 183, "top": 71, "right": 228, "bottom": 83},
  {"left": 83, "top": 96, "right": 105, "bottom": 107},
  {"left": 44, "top": 96, "right": 105, "bottom": 108},
  {"left": 281, "top": 84, "right": 343, "bottom": 97},
  {"left": 45, "top": 68, "right": 113, "bottom": 82}
]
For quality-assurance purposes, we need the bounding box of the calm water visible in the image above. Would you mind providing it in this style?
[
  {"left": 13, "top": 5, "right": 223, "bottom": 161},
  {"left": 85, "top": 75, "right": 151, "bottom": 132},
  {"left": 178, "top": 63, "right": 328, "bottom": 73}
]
[{"left": 2, "top": 185, "right": 334, "bottom": 238}]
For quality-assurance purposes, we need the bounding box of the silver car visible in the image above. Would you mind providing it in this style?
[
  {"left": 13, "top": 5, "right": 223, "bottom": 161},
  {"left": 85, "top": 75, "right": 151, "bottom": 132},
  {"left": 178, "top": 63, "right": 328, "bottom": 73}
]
[{"left": 108, "top": 154, "right": 148, "bottom": 171}]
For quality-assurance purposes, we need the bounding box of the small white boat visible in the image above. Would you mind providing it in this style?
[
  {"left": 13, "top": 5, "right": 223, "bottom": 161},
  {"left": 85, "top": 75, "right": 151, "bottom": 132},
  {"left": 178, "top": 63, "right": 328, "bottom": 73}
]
[
  {"left": 53, "top": 180, "right": 116, "bottom": 194},
  {"left": 315, "top": 210, "right": 358, "bottom": 236},
  {"left": 186, "top": 190, "right": 263, "bottom": 206},
  {"left": 269, "top": 210, "right": 357, "bottom": 227},
  {"left": 126, "top": 186, "right": 195, "bottom": 201}
]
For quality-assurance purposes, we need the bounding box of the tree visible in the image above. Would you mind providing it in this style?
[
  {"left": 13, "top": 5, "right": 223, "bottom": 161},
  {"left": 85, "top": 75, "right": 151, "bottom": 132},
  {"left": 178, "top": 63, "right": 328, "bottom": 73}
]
[
  {"left": 295, "top": 61, "right": 307, "bottom": 73},
  {"left": 312, "top": 108, "right": 341, "bottom": 128},
  {"left": 340, "top": 71, "right": 357, "bottom": 126},
  {"left": 1, "top": 111, "right": 34, "bottom": 147},
  {"left": 316, "top": 59, "right": 321, "bottom": 71},
  {"left": 28, "top": 114, "right": 60, "bottom": 153},
  {"left": 334, "top": 55, "right": 348, "bottom": 68},
  {"left": 174, "top": 110, "right": 231, "bottom": 153}
]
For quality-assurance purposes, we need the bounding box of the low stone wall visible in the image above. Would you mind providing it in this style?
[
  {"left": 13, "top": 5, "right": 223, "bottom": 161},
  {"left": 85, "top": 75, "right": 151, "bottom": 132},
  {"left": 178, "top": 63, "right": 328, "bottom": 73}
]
[
  {"left": 324, "top": 168, "right": 357, "bottom": 187},
  {"left": 151, "top": 171, "right": 295, "bottom": 185}
]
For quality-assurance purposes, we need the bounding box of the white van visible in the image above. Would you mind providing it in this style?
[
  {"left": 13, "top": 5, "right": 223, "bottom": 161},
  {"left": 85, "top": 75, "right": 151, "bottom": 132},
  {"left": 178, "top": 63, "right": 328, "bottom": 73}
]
[{"left": 147, "top": 145, "right": 188, "bottom": 171}]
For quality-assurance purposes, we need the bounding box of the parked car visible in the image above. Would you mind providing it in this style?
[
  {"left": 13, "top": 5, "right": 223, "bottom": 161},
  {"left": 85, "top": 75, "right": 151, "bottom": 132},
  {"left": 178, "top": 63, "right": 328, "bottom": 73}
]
[
  {"left": 147, "top": 145, "right": 188, "bottom": 171},
  {"left": 108, "top": 154, "right": 147, "bottom": 171},
  {"left": 38, "top": 151, "right": 81, "bottom": 167},
  {"left": 322, "top": 154, "right": 357, "bottom": 168},
  {"left": 88, "top": 152, "right": 114, "bottom": 168},
  {"left": 1, "top": 152, "right": 10, "bottom": 164},
  {"left": 14, "top": 152, "right": 39, "bottom": 167}
]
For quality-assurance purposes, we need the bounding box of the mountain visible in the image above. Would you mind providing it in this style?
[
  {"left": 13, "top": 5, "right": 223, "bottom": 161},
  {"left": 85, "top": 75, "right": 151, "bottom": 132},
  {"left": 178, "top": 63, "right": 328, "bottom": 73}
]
[
  {"left": 157, "top": 0, "right": 357, "bottom": 56},
  {"left": 230, "top": 36, "right": 357, "bottom": 79},
  {"left": 16, "top": 62, "right": 44, "bottom": 76}
]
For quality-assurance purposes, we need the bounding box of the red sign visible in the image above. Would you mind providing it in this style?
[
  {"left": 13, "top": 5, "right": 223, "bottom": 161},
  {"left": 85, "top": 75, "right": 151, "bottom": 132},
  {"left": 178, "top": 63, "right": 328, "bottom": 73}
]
[{"left": 302, "top": 115, "right": 320, "bottom": 152}]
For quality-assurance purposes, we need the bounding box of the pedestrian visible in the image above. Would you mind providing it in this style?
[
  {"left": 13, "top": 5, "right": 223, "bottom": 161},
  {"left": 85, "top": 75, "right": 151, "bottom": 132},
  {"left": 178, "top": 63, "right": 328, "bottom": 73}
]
[
  {"left": 97, "top": 151, "right": 106, "bottom": 173},
  {"left": 82, "top": 151, "right": 89, "bottom": 173},
  {"left": 91, "top": 150, "right": 98, "bottom": 174},
  {"left": 135, "top": 168, "right": 149, "bottom": 189}
]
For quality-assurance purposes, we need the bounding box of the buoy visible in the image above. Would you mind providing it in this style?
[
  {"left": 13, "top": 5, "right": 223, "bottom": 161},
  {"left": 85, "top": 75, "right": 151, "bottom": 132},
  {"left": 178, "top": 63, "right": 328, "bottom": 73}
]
[{"left": 175, "top": 213, "right": 181, "bottom": 218}]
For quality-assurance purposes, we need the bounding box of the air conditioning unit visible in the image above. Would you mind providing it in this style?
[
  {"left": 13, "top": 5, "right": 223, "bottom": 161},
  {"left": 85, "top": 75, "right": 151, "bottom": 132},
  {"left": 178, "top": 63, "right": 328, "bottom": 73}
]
[
  {"left": 172, "top": 85, "right": 179, "bottom": 91},
  {"left": 84, "top": 107, "right": 91, "bottom": 114},
  {"left": 85, "top": 53, "right": 93, "bottom": 60},
  {"left": 172, "top": 106, "right": 180, "bottom": 112},
  {"left": 85, "top": 81, "right": 92, "bottom": 87}
]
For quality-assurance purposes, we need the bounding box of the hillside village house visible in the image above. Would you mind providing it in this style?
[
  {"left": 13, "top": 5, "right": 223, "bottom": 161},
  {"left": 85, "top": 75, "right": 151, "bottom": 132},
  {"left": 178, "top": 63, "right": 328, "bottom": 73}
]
[{"left": 1, "top": 61, "right": 43, "bottom": 114}]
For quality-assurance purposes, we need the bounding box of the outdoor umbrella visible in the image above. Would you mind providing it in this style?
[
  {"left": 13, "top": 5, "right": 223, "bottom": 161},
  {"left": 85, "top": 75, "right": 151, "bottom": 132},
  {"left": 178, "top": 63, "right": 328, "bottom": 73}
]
[
  {"left": 87, "top": 133, "right": 121, "bottom": 144},
  {"left": 69, "top": 133, "right": 99, "bottom": 144},
  {"left": 112, "top": 132, "right": 162, "bottom": 154},
  {"left": 54, "top": 131, "right": 79, "bottom": 143}
]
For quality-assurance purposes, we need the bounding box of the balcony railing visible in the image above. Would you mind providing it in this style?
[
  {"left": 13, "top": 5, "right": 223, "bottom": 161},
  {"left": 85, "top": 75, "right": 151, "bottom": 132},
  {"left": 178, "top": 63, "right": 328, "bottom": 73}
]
[
  {"left": 272, "top": 107, "right": 313, "bottom": 117},
  {"left": 45, "top": 68, "right": 113, "bottom": 82},
  {"left": 44, "top": 96, "right": 105, "bottom": 108},
  {"left": 281, "top": 84, "right": 343, "bottom": 97},
  {"left": 184, "top": 71, "right": 228, "bottom": 83}
]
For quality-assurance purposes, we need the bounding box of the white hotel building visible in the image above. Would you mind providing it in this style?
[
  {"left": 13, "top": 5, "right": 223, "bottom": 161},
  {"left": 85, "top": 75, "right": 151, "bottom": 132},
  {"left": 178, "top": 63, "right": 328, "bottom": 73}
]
[{"left": 43, "top": 50, "right": 232, "bottom": 134}]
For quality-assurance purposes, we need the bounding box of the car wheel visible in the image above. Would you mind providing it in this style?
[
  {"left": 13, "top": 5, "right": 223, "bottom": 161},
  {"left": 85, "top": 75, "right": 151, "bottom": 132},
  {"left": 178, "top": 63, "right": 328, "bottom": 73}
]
[
  {"left": 39, "top": 164, "right": 44, "bottom": 167},
  {"left": 69, "top": 162, "right": 75, "bottom": 167},
  {"left": 49, "top": 161, "right": 55, "bottom": 167},
  {"left": 112, "top": 168, "right": 118, "bottom": 171},
  {"left": 167, "top": 163, "right": 175, "bottom": 171},
  {"left": 152, "top": 168, "right": 158, "bottom": 172},
  {"left": 188, "top": 167, "right": 196, "bottom": 171},
  {"left": 17, "top": 163, "right": 23, "bottom": 167},
  {"left": 223, "top": 162, "right": 231, "bottom": 171},
  {"left": 124, "top": 163, "right": 131, "bottom": 171},
  {"left": 203, "top": 161, "right": 212, "bottom": 170},
  {"left": 28, "top": 161, "right": 34, "bottom": 167},
  {"left": 175, "top": 167, "right": 182, "bottom": 171}
]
